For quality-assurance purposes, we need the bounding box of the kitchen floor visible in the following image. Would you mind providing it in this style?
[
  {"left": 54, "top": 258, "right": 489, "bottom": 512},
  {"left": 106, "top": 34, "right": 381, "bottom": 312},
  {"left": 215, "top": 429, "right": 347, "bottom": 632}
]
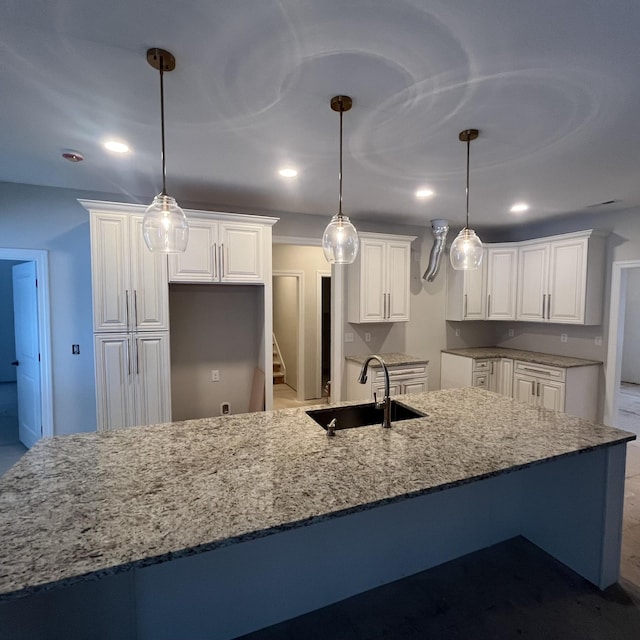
[{"left": 273, "top": 383, "right": 327, "bottom": 410}]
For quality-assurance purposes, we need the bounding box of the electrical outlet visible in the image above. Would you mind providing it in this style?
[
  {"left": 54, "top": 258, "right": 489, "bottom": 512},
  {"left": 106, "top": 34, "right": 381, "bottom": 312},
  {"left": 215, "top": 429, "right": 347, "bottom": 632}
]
[
  {"left": 72, "top": 344, "right": 80, "bottom": 355},
  {"left": 221, "top": 402, "right": 230, "bottom": 415},
  {"left": 595, "top": 336, "right": 602, "bottom": 346},
  {"left": 344, "top": 332, "right": 354, "bottom": 343},
  {"left": 560, "top": 333, "right": 568, "bottom": 343},
  {"left": 455, "top": 328, "right": 460, "bottom": 337},
  {"left": 211, "top": 369, "right": 220, "bottom": 382},
  {"left": 364, "top": 332, "right": 371, "bottom": 343},
  {"left": 508, "top": 329, "right": 514, "bottom": 337}
]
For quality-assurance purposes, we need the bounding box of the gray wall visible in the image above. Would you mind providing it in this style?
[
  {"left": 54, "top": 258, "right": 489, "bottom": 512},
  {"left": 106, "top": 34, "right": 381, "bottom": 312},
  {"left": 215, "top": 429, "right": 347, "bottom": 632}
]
[
  {"left": 0, "top": 182, "right": 97, "bottom": 434},
  {"left": 622, "top": 268, "right": 640, "bottom": 384},
  {"left": 169, "top": 284, "right": 262, "bottom": 420}
]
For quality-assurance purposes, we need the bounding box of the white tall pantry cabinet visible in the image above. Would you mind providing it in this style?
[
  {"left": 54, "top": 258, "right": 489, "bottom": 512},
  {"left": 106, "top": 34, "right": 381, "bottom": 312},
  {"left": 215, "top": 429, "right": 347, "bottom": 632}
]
[
  {"left": 83, "top": 200, "right": 277, "bottom": 430},
  {"left": 86, "top": 203, "right": 172, "bottom": 430}
]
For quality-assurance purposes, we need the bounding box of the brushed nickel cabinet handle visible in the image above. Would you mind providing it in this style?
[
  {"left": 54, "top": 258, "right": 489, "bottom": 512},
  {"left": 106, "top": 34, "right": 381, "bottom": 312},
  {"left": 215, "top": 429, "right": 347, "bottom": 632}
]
[
  {"left": 221, "top": 243, "right": 225, "bottom": 278},
  {"left": 136, "top": 338, "right": 140, "bottom": 375},
  {"left": 133, "top": 290, "right": 138, "bottom": 328},
  {"left": 213, "top": 243, "right": 218, "bottom": 279},
  {"left": 464, "top": 293, "right": 468, "bottom": 318},
  {"left": 125, "top": 339, "right": 131, "bottom": 377},
  {"left": 487, "top": 294, "right": 491, "bottom": 317},
  {"left": 542, "top": 294, "right": 547, "bottom": 320},
  {"left": 547, "top": 294, "right": 551, "bottom": 320},
  {"left": 125, "top": 290, "right": 130, "bottom": 330}
]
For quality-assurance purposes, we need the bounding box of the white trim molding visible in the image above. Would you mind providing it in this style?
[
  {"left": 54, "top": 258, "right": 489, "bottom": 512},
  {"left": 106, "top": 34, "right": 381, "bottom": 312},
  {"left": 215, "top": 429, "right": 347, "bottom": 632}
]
[
  {"left": 604, "top": 259, "right": 640, "bottom": 427},
  {"left": 0, "top": 248, "right": 54, "bottom": 440}
]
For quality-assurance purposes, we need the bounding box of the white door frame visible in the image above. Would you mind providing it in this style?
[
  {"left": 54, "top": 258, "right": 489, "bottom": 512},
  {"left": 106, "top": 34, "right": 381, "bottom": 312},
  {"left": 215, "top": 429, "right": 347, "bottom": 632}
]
[
  {"left": 272, "top": 270, "right": 305, "bottom": 401},
  {"left": 316, "top": 271, "right": 331, "bottom": 398},
  {"left": 604, "top": 259, "right": 640, "bottom": 427},
  {"left": 273, "top": 236, "right": 343, "bottom": 403},
  {"left": 0, "top": 249, "right": 53, "bottom": 439}
]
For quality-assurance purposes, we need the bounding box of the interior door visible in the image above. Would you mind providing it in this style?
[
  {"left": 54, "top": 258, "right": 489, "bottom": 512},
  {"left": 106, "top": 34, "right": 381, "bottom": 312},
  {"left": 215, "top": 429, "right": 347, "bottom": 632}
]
[{"left": 12, "top": 261, "right": 41, "bottom": 448}]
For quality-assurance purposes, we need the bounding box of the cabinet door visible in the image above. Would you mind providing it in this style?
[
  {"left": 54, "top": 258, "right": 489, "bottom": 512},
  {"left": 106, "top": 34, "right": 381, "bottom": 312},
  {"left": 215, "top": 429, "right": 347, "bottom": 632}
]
[
  {"left": 463, "top": 254, "right": 487, "bottom": 319},
  {"left": 548, "top": 237, "right": 587, "bottom": 324},
  {"left": 472, "top": 372, "right": 489, "bottom": 389},
  {"left": 372, "top": 382, "right": 401, "bottom": 399},
  {"left": 359, "top": 239, "right": 386, "bottom": 322},
  {"left": 133, "top": 333, "right": 172, "bottom": 427},
  {"left": 486, "top": 247, "right": 518, "bottom": 320},
  {"left": 539, "top": 379, "right": 565, "bottom": 412},
  {"left": 220, "top": 223, "right": 263, "bottom": 282},
  {"left": 386, "top": 241, "right": 411, "bottom": 321},
  {"left": 402, "top": 380, "right": 427, "bottom": 394},
  {"left": 513, "top": 374, "right": 537, "bottom": 406},
  {"left": 517, "top": 242, "right": 549, "bottom": 322},
  {"left": 91, "top": 213, "right": 131, "bottom": 332},
  {"left": 168, "top": 222, "right": 219, "bottom": 282},
  {"left": 496, "top": 359, "right": 513, "bottom": 398},
  {"left": 130, "top": 216, "right": 169, "bottom": 330},
  {"left": 94, "top": 334, "right": 135, "bottom": 429}
]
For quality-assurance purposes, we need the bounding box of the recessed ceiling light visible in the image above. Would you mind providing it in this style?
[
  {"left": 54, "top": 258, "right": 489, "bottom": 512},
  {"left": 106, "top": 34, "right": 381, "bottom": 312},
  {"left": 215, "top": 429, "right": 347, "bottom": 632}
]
[
  {"left": 415, "top": 188, "right": 434, "bottom": 199},
  {"left": 510, "top": 202, "right": 529, "bottom": 213},
  {"left": 278, "top": 167, "right": 298, "bottom": 178},
  {"left": 104, "top": 140, "right": 130, "bottom": 153}
]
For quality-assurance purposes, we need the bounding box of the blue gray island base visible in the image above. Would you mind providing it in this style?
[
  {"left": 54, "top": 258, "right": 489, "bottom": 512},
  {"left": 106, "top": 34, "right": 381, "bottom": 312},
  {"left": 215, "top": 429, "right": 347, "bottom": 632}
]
[{"left": 0, "top": 388, "right": 633, "bottom": 639}]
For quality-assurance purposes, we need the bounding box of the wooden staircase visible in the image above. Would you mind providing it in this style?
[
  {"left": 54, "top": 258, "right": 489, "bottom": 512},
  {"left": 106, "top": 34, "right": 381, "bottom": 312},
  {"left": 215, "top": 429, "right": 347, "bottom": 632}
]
[{"left": 273, "top": 335, "right": 285, "bottom": 385}]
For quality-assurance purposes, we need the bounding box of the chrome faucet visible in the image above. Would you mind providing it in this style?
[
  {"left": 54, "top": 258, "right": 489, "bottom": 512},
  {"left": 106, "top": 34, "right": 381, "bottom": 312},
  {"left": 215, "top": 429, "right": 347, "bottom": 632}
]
[{"left": 358, "top": 355, "right": 392, "bottom": 428}]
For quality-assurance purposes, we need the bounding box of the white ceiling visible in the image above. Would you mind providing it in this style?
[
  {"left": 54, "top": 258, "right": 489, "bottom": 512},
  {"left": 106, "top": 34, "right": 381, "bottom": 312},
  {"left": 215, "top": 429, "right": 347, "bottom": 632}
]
[{"left": 2, "top": 0, "right": 640, "bottom": 229}]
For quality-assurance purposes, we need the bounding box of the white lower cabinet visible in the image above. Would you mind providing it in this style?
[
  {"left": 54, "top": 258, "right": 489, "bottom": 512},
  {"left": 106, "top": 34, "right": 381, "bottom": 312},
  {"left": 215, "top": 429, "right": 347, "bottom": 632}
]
[
  {"left": 441, "top": 352, "right": 598, "bottom": 420},
  {"left": 345, "top": 360, "right": 428, "bottom": 402},
  {"left": 512, "top": 363, "right": 566, "bottom": 412},
  {"left": 94, "top": 333, "right": 171, "bottom": 430}
]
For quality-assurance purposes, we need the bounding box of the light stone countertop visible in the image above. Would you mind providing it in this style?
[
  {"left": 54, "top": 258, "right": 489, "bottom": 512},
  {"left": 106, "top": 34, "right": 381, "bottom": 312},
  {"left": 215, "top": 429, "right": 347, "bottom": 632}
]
[
  {"left": 345, "top": 353, "right": 429, "bottom": 367},
  {"left": 441, "top": 347, "right": 601, "bottom": 368},
  {"left": 0, "top": 388, "right": 633, "bottom": 601}
]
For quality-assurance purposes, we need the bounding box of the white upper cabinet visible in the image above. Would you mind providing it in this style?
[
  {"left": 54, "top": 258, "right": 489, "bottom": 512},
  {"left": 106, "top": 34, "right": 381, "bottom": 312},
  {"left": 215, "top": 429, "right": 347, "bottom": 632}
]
[
  {"left": 90, "top": 211, "right": 168, "bottom": 333},
  {"left": 347, "top": 232, "right": 416, "bottom": 323},
  {"left": 486, "top": 245, "right": 518, "bottom": 321},
  {"left": 445, "top": 250, "right": 487, "bottom": 321},
  {"left": 517, "top": 230, "right": 605, "bottom": 325},
  {"left": 168, "top": 216, "right": 266, "bottom": 283}
]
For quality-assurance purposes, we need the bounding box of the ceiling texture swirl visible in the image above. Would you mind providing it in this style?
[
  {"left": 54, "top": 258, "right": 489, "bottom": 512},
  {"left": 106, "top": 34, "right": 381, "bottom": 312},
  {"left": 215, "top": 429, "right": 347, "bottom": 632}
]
[{"left": 1, "top": 0, "right": 639, "bottom": 228}]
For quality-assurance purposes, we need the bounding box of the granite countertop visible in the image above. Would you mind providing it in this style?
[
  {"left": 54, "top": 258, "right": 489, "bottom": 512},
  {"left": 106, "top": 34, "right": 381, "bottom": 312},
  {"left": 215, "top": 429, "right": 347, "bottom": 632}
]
[
  {"left": 441, "top": 347, "right": 602, "bottom": 368},
  {"left": 345, "top": 353, "right": 429, "bottom": 367},
  {"left": 0, "top": 388, "right": 633, "bottom": 601}
]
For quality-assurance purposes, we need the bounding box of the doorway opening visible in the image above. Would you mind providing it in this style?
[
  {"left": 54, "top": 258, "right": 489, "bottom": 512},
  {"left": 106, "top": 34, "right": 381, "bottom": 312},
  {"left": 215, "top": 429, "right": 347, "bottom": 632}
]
[
  {"left": 320, "top": 275, "right": 331, "bottom": 398},
  {"left": 604, "top": 260, "right": 640, "bottom": 439},
  {"left": 0, "top": 249, "right": 53, "bottom": 474}
]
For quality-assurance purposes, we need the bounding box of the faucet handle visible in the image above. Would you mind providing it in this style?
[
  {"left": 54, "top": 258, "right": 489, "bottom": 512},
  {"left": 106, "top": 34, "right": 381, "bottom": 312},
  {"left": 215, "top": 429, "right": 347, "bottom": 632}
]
[
  {"left": 327, "top": 418, "right": 337, "bottom": 437},
  {"left": 373, "top": 392, "right": 384, "bottom": 410}
]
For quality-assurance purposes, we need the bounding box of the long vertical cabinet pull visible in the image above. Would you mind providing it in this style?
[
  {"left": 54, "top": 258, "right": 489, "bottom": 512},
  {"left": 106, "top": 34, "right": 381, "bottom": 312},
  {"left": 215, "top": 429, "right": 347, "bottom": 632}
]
[
  {"left": 126, "top": 339, "right": 131, "bottom": 377},
  {"left": 136, "top": 338, "right": 140, "bottom": 375},
  {"left": 542, "top": 294, "right": 547, "bottom": 320},
  {"left": 213, "top": 243, "right": 218, "bottom": 279},
  {"left": 133, "top": 290, "right": 138, "bottom": 328},
  {"left": 221, "top": 243, "right": 225, "bottom": 278},
  {"left": 487, "top": 294, "right": 491, "bottom": 318},
  {"left": 464, "top": 294, "right": 468, "bottom": 318},
  {"left": 387, "top": 293, "right": 391, "bottom": 319},
  {"left": 531, "top": 380, "right": 535, "bottom": 397},
  {"left": 125, "top": 290, "right": 130, "bottom": 331},
  {"left": 547, "top": 295, "right": 551, "bottom": 320}
]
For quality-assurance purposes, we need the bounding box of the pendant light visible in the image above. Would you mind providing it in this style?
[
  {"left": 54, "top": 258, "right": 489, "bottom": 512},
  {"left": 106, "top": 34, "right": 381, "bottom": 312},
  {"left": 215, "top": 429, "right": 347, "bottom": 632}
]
[
  {"left": 322, "top": 95, "right": 359, "bottom": 264},
  {"left": 142, "top": 48, "right": 189, "bottom": 253},
  {"left": 449, "top": 128, "right": 483, "bottom": 270}
]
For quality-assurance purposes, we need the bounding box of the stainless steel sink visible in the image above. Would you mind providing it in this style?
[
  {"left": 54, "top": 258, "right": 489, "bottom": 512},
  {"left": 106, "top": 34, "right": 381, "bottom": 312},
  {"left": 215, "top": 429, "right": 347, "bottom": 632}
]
[{"left": 306, "top": 400, "right": 425, "bottom": 431}]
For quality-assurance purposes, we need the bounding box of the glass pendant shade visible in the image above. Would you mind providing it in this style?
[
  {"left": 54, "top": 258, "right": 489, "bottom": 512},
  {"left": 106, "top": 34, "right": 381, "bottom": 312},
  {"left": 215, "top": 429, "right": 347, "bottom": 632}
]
[
  {"left": 449, "top": 228, "right": 483, "bottom": 270},
  {"left": 322, "top": 213, "right": 359, "bottom": 264},
  {"left": 143, "top": 194, "right": 189, "bottom": 253}
]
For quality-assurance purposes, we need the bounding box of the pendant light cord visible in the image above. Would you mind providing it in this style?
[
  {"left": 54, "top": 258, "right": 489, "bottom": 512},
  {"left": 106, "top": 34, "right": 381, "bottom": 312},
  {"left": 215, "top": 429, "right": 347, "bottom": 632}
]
[
  {"left": 338, "top": 99, "right": 344, "bottom": 219},
  {"left": 465, "top": 135, "right": 470, "bottom": 230},
  {"left": 159, "top": 53, "right": 167, "bottom": 196}
]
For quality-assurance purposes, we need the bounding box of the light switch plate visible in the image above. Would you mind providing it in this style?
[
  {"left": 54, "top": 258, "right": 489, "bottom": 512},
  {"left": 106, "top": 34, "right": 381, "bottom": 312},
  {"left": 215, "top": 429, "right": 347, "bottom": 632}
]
[
  {"left": 211, "top": 369, "right": 220, "bottom": 382},
  {"left": 508, "top": 329, "right": 514, "bottom": 337},
  {"left": 344, "top": 332, "right": 354, "bottom": 343},
  {"left": 560, "top": 333, "right": 568, "bottom": 343},
  {"left": 595, "top": 336, "right": 602, "bottom": 346},
  {"left": 364, "top": 332, "right": 371, "bottom": 343}
]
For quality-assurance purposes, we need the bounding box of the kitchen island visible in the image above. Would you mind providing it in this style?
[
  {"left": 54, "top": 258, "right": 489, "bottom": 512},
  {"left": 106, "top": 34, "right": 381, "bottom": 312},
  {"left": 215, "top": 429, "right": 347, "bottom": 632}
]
[{"left": 0, "top": 388, "right": 634, "bottom": 639}]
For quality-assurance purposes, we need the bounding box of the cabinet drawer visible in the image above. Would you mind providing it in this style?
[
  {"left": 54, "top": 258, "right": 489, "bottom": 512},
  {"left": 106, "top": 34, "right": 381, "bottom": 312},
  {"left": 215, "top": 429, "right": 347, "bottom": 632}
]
[
  {"left": 473, "top": 372, "right": 489, "bottom": 388},
  {"left": 514, "top": 361, "right": 565, "bottom": 382},
  {"left": 374, "top": 365, "right": 428, "bottom": 381},
  {"left": 473, "top": 360, "right": 490, "bottom": 372}
]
